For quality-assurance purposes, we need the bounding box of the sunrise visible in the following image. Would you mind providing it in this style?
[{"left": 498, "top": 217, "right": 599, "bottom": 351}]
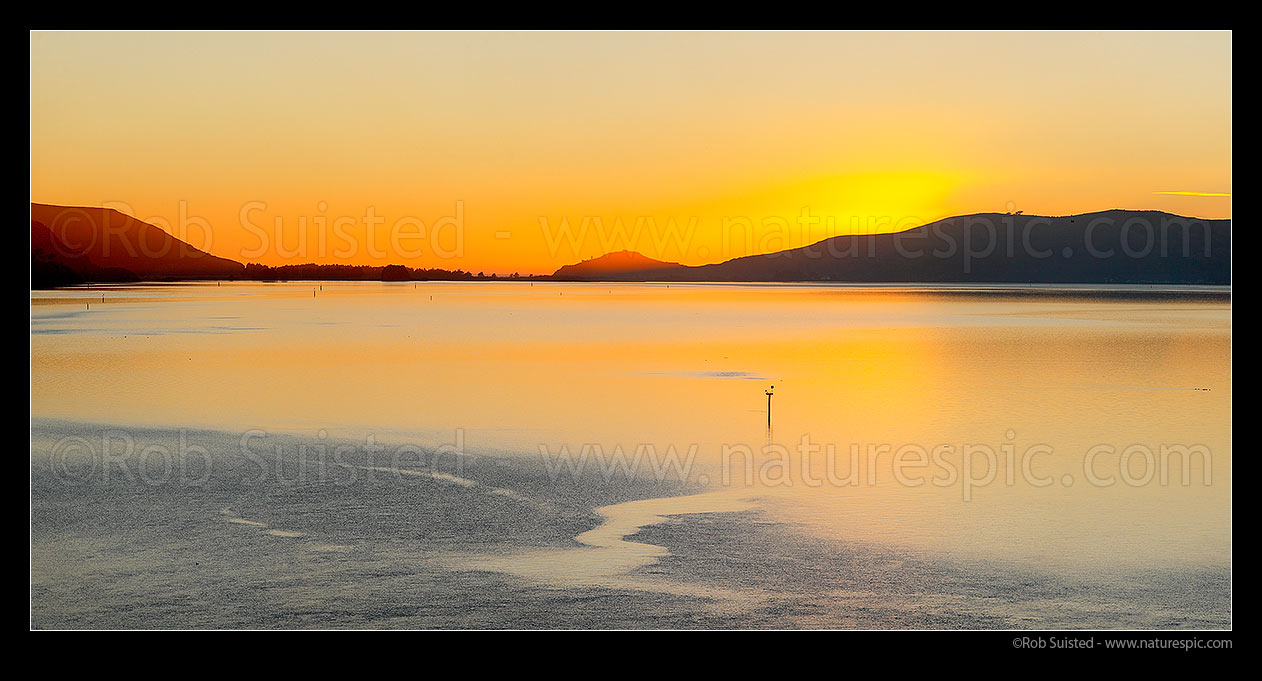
[{"left": 30, "top": 29, "right": 1232, "bottom": 639}]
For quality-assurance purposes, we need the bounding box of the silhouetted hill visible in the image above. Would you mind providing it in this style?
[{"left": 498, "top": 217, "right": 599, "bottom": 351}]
[
  {"left": 31, "top": 251, "right": 84, "bottom": 289},
  {"left": 550, "top": 211, "right": 1230, "bottom": 284},
  {"left": 32, "top": 220, "right": 142, "bottom": 287},
  {"left": 33, "top": 221, "right": 91, "bottom": 288},
  {"left": 552, "top": 250, "right": 686, "bottom": 280},
  {"left": 30, "top": 203, "right": 244, "bottom": 283}
]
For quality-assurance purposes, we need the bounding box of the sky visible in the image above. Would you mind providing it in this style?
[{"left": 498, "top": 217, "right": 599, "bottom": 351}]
[{"left": 30, "top": 31, "right": 1232, "bottom": 274}]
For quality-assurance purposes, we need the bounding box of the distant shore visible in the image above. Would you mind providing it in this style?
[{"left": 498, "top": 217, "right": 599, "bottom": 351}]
[{"left": 32, "top": 278, "right": 1232, "bottom": 303}]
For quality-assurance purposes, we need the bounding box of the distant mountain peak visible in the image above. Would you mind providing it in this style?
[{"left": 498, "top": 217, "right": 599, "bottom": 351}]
[{"left": 552, "top": 250, "right": 684, "bottom": 279}]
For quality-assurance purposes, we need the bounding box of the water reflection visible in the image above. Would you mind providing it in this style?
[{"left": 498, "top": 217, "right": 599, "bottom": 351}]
[{"left": 31, "top": 281, "right": 1230, "bottom": 579}]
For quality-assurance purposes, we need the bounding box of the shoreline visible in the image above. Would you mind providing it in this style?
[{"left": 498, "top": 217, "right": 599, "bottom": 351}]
[{"left": 32, "top": 279, "right": 1234, "bottom": 297}]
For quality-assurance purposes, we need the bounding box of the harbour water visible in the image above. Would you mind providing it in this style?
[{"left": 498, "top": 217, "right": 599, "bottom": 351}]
[{"left": 30, "top": 282, "right": 1231, "bottom": 628}]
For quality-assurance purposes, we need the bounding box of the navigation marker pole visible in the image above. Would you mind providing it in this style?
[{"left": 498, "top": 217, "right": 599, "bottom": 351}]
[{"left": 765, "top": 385, "right": 774, "bottom": 430}]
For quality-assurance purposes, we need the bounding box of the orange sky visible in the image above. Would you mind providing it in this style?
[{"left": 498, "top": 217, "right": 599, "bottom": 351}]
[{"left": 30, "top": 31, "right": 1231, "bottom": 274}]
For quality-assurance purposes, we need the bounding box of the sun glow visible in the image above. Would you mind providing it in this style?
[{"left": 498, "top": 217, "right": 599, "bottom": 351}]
[{"left": 30, "top": 31, "right": 1231, "bottom": 274}]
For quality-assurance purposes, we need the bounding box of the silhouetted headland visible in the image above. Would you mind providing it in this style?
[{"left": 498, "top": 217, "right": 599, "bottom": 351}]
[
  {"left": 551, "top": 211, "right": 1230, "bottom": 285},
  {"left": 31, "top": 203, "right": 243, "bottom": 284},
  {"left": 29, "top": 203, "right": 506, "bottom": 288}
]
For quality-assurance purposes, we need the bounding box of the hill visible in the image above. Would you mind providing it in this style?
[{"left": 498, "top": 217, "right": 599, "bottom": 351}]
[
  {"left": 31, "top": 203, "right": 244, "bottom": 284},
  {"left": 550, "top": 210, "right": 1230, "bottom": 284},
  {"left": 552, "top": 250, "right": 687, "bottom": 280}
]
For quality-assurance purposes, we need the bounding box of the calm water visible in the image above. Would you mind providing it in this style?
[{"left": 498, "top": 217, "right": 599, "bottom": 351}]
[{"left": 30, "top": 282, "right": 1231, "bottom": 628}]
